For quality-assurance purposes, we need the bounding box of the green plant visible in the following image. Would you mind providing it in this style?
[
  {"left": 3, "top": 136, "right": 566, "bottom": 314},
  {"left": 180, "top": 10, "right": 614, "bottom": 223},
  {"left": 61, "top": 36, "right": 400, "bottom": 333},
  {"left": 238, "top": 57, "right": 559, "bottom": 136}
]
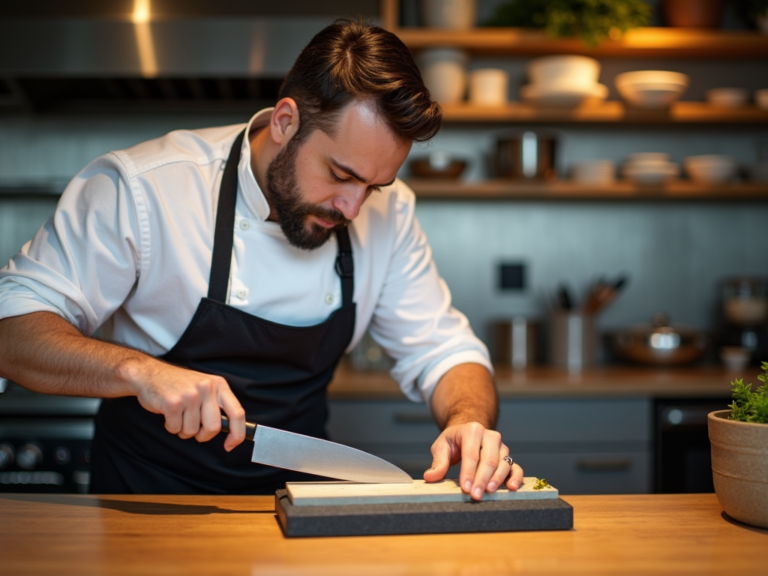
[
  {"left": 483, "top": 0, "right": 652, "bottom": 47},
  {"left": 729, "top": 361, "right": 768, "bottom": 424}
]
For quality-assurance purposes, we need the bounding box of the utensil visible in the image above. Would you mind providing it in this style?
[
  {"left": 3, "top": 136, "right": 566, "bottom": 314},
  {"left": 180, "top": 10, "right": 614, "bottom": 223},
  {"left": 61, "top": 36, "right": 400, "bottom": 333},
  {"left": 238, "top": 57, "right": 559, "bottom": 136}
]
[
  {"left": 583, "top": 275, "right": 628, "bottom": 315},
  {"left": 494, "top": 131, "right": 557, "bottom": 180},
  {"left": 220, "top": 416, "right": 412, "bottom": 483}
]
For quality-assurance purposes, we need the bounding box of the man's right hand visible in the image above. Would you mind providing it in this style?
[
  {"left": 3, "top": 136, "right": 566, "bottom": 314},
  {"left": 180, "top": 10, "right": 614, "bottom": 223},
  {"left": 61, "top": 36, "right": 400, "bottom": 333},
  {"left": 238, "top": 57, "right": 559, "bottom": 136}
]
[{"left": 117, "top": 358, "right": 247, "bottom": 451}]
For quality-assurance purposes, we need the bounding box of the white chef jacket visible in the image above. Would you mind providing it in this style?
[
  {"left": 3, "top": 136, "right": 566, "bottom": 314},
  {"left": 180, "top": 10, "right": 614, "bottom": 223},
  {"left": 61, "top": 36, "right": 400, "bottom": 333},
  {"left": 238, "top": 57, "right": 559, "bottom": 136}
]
[{"left": 0, "top": 108, "right": 491, "bottom": 402}]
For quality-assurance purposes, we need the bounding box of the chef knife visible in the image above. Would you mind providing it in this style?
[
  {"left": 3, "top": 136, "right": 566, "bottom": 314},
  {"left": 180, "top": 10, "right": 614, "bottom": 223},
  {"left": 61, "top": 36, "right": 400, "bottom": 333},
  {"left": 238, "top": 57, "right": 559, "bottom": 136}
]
[{"left": 221, "top": 416, "right": 412, "bottom": 484}]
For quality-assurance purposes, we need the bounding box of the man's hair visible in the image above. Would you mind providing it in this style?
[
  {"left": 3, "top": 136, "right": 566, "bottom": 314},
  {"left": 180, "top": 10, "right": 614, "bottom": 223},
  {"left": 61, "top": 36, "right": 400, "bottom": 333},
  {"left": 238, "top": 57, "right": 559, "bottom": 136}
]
[{"left": 278, "top": 18, "right": 442, "bottom": 144}]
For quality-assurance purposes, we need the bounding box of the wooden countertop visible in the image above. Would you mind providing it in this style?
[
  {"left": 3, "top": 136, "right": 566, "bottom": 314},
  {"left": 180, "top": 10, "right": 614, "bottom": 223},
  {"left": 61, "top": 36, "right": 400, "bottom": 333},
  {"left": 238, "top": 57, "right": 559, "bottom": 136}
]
[
  {"left": 329, "top": 362, "right": 744, "bottom": 400},
  {"left": 1, "top": 493, "right": 764, "bottom": 575}
]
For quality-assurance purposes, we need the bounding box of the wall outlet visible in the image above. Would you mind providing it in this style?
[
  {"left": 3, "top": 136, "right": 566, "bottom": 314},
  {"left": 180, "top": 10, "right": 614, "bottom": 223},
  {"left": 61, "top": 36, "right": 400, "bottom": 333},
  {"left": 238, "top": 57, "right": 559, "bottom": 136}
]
[{"left": 498, "top": 262, "right": 526, "bottom": 291}]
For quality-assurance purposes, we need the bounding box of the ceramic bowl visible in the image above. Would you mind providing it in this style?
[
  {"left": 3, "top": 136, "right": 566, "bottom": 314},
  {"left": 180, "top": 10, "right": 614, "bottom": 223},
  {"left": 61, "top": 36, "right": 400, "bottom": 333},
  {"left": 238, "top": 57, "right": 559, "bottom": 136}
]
[
  {"left": 755, "top": 89, "right": 768, "bottom": 110},
  {"left": 684, "top": 155, "right": 737, "bottom": 184},
  {"left": 615, "top": 71, "right": 689, "bottom": 109},
  {"left": 418, "top": 48, "right": 468, "bottom": 104},
  {"left": 527, "top": 55, "right": 601, "bottom": 87},
  {"left": 520, "top": 83, "right": 608, "bottom": 107},
  {"left": 707, "top": 88, "right": 749, "bottom": 108}
]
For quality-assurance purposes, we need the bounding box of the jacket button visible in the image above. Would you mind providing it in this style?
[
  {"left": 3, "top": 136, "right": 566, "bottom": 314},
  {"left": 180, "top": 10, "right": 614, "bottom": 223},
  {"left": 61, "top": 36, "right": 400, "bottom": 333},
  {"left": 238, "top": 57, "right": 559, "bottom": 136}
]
[
  {"left": 236, "top": 289, "right": 248, "bottom": 300},
  {"left": 239, "top": 219, "right": 251, "bottom": 231}
]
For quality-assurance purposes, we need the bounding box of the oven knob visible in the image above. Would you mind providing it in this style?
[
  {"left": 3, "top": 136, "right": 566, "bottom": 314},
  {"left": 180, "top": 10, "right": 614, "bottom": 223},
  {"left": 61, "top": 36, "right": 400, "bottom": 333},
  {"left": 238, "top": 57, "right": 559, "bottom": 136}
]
[
  {"left": 16, "top": 443, "right": 43, "bottom": 470},
  {"left": 0, "top": 443, "right": 14, "bottom": 469},
  {"left": 54, "top": 447, "right": 71, "bottom": 465}
]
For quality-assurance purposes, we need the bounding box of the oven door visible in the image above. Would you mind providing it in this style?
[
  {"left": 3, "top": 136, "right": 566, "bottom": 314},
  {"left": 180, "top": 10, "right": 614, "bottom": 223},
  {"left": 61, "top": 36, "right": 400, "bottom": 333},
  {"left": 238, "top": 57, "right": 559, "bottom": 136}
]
[{"left": 0, "top": 418, "right": 93, "bottom": 493}]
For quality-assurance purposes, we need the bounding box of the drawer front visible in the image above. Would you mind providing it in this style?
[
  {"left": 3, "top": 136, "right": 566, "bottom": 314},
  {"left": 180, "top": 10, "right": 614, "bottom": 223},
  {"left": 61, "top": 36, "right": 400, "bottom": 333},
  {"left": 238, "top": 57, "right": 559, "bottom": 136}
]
[
  {"left": 497, "top": 398, "right": 652, "bottom": 443},
  {"left": 510, "top": 449, "right": 652, "bottom": 494},
  {"left": 327, "top": 401, "right": 439, "bottom": 444}
]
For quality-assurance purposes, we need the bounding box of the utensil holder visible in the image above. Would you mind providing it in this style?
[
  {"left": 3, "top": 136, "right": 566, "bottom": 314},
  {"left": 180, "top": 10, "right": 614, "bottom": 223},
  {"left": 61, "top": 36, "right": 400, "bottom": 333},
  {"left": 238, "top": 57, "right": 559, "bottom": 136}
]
[{"left": 549, "top": 311, "right": 597, "bottom": 370}]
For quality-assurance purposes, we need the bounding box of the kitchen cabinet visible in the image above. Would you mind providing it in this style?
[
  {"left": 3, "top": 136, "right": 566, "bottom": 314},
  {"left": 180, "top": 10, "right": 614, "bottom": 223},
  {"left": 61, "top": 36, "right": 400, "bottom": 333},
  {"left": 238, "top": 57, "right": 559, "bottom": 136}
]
[{"left": 327, "top": 397, "right": 652, "bottom": 494}]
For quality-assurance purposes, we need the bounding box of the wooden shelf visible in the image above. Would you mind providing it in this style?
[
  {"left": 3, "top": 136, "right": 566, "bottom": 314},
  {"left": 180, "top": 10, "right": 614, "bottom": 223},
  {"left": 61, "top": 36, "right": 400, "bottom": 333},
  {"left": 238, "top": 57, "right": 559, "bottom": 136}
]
[
  {"left": 438, "top": 101, "right": 768, "bottom": 124},
  {"left": 406, "top": 179, "right": 768, "bottom": 201},
  {"left": 380, "top": 0, "right": 768, "bottom": 59},
  {"left": 392, "top": 27, "right": 768, "bottom": 59}
]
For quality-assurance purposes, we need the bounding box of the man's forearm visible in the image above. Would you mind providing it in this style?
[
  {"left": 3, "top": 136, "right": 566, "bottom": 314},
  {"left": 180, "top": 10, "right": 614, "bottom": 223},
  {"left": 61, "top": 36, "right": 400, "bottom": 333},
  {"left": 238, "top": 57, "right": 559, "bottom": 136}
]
[
  {"left": 0, "top": 311, "right": 150, "bottom": 398},
  {"left": 428, "top": 363, "right": 498, "bottom": 430}
]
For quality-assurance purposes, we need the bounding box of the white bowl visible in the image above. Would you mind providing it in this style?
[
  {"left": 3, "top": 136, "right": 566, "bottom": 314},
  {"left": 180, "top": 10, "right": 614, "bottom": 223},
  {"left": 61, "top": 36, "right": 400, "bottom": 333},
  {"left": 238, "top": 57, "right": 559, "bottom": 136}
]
[
  {"left": 755, "top": 89, "right": 768, "bottom": 110},
  {"left": 684, "top": 155, "right": 737, "bottom": 184},
  {"left": 572, "top": 160, "right": 616, "bottom": 184},
  {"left": 527, "top": 56, "right": 600, "bottom": 87},
  {"left": 707, "top": 88, "right": 749, "bottom": 108},
  {"left": 615, "top": 71, "right": 689, "bottom": 109},
  {"left": 520, "top": 82, "right": 608, "bottom": 107},
  {"left": 623, "top": 162, "right": 679, "bottom": 185},
  {"left": 418, "top": 48, "right": 468, "bottom": 104}
]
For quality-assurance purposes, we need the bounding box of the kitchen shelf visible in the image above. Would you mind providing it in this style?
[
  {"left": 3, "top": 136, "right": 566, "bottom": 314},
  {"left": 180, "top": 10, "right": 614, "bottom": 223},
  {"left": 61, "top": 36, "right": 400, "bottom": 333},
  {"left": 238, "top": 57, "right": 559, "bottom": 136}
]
[
  {"left": 406, "top": 179, "right": 768, "bottom": 201},
  {"left": 438, "top": 101, "right": 768, "bottom": 124},
  {"left": 380, "top": 2, "right": 768, "bottom": 59},
  {"left": 391, "top": 27, "right": 768, "bottom": 59}
]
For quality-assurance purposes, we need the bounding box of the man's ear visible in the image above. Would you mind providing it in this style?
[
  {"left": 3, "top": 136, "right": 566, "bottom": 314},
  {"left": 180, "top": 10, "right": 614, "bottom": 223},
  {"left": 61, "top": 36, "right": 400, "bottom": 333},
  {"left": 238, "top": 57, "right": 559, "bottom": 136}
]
[{"left": 269, "top": 98, "right": 300, "bottom": 146}]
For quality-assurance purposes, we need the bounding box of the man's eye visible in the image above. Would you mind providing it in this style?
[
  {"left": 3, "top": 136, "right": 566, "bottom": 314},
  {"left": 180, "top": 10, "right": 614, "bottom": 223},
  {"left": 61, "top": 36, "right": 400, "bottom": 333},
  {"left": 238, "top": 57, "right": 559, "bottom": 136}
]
[{"left": 330, "top": 171, "right": 349, "bottom": 183}]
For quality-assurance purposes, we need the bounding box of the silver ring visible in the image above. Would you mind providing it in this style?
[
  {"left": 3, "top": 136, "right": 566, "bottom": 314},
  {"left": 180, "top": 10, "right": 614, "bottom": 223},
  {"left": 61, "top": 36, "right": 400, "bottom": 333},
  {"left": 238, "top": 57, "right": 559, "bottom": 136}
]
[{"left": 504, "top": 455, "right": 514, "bottom": 468}]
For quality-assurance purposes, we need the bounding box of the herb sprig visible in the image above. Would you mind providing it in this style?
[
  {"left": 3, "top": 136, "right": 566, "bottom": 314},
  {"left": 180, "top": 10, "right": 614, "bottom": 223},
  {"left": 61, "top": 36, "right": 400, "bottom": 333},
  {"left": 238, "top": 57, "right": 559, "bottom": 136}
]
[{"left": 729, "top": 361, "right": 768, "bottom": 424}]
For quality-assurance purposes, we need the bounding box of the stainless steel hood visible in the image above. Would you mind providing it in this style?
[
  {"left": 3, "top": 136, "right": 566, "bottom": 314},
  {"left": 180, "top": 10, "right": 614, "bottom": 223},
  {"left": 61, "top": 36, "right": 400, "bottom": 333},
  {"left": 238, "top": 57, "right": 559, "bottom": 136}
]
[{"left": 0, "top": 7, "right": 376, "bottom": 112}]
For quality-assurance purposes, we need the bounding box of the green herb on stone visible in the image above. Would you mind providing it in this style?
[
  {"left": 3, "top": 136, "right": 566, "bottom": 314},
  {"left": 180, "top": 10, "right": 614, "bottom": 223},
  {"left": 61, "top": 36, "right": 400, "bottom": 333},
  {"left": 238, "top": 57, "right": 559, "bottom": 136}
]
[
  {"left": 482, "top": 0, "right": 652, "bottom": 48},
  {"left": 728, "top": 361, "right": 768, "bottom": 424},
  {"left": 533, "top": 478, "right": 551, "bottom": 490}
]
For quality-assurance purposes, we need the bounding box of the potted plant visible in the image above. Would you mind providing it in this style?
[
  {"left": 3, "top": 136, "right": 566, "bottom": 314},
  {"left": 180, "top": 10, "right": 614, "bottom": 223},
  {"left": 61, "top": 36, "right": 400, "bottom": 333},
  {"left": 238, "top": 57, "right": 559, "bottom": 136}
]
[
  {"left": 708, "top": 362, "right": 768, "bottom": 529},
  {"left": 482, "top": 0, "right": 651, "bottom": 47}
]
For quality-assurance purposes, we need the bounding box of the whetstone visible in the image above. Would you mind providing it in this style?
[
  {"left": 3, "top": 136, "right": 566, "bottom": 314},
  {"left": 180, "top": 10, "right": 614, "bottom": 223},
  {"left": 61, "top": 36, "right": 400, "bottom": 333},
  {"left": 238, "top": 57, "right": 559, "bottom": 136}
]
[
  {"left": 287, "top": 477, "right": 558, "bottom": 506},
  {"left": 275, "top": 478, "right": 573, "bottom": 538}
]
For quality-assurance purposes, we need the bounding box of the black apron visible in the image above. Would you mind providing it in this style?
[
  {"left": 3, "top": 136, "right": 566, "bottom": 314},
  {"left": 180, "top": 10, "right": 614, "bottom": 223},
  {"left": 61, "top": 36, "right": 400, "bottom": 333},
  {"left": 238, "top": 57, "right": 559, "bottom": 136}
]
[{"left": 90, "top": 131, "right": 356, "bottom": 494}]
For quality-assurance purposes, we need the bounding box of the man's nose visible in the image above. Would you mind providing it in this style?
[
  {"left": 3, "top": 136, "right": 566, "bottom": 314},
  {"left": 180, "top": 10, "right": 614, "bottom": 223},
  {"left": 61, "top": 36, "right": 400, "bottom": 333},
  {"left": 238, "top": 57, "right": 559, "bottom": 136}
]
[{"left": 332, "top": 186, "right": 367, "bottom": 221}]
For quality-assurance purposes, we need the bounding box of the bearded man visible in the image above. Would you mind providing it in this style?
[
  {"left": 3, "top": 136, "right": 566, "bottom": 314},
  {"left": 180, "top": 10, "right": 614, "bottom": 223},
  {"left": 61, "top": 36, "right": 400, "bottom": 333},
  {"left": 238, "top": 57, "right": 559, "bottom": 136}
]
[{"left": 0, "top": 20, "right": 523, "bottom": 498}]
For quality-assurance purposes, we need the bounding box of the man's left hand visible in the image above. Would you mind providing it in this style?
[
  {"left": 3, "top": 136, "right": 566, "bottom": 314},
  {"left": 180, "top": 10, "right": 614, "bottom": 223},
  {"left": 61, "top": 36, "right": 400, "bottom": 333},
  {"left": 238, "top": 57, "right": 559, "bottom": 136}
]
[{"left": 424, "top": 422, "right": 524, "bottom": 501}]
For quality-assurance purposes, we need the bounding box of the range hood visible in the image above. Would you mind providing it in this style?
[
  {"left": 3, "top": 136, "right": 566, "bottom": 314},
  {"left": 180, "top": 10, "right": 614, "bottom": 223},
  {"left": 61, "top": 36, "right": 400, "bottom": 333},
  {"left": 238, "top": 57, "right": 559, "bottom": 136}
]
[{"left": 0, "top": 10, "right": 371, "bottom": 113}]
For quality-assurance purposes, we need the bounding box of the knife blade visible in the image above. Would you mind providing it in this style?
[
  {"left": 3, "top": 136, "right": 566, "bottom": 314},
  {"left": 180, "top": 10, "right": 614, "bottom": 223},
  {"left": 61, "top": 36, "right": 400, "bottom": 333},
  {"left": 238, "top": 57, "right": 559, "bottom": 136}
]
[{"left": 221, "top": 416, "right": 412, "bottom": 484}]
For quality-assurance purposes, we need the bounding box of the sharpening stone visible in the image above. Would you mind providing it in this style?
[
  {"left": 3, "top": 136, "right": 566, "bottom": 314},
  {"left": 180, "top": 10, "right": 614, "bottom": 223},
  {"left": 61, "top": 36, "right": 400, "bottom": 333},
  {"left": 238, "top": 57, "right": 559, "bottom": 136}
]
[
  {"left": 286, "top": 477, "right": 558, "bottom": 506},
  {"left": 274, "top": 479, "right": 573, "bottom": 538}
]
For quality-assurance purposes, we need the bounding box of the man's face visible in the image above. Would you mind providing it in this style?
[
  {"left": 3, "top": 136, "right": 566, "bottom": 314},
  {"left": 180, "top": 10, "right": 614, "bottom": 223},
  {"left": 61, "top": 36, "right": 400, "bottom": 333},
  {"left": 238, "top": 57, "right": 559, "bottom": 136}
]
[{"left": 265, "top": 99, "right": 411, "bottom": 250}]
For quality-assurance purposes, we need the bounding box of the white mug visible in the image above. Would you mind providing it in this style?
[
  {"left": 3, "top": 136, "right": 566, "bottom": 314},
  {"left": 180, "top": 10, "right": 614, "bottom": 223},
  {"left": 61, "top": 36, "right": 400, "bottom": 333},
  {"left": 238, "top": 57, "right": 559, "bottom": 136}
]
[{"left": 469, "top": 68, "right": 509, "bottom": 106}]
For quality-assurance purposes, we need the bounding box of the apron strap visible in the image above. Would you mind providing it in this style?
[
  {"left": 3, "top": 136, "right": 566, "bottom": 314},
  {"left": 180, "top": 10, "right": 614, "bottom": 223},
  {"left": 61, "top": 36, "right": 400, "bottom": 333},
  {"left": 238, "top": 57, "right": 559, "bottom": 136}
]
[
  {"left": 208, "top": 129, "right": 355, "bottom": 307},
  {"left": 208, "top": 130, "right": 245, "bottom": 302},
  {"left": 335, "top": 228, "right": 354, "bottom": 306}
]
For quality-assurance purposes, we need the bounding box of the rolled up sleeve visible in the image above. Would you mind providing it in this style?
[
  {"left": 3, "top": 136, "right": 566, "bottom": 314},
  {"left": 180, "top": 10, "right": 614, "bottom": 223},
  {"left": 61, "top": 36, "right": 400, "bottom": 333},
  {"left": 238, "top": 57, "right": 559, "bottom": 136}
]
[
  {"left": 367, "top": 185, "right": 492, "bottom": 403},
  {"left": 0, "top": 154, "right": 142, "bottom": 336}
]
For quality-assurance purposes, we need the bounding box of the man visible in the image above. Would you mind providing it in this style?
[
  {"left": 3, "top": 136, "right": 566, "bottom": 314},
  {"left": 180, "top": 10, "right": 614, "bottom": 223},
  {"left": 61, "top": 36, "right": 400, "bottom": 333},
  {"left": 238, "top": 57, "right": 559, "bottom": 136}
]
[{"left": 0, "top": 20, "right": 522, "bottom": 498}]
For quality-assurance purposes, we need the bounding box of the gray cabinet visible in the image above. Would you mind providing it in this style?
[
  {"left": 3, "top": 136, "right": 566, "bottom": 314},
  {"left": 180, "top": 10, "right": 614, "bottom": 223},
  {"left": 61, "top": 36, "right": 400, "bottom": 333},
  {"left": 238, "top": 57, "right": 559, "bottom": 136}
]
[{"left": 327, "top": 397, "right": 652, "bottom": 494}]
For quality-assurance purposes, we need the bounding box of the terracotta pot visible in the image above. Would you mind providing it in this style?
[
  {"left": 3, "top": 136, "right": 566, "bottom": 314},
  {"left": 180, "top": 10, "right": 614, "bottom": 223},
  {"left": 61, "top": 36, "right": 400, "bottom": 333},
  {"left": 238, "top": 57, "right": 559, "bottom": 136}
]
[
  {"left": 662, "top": 0, "right": 724, "bottom": 28},
  {"left": 708, "top": 410, "right": 768, "bottom": 529}
]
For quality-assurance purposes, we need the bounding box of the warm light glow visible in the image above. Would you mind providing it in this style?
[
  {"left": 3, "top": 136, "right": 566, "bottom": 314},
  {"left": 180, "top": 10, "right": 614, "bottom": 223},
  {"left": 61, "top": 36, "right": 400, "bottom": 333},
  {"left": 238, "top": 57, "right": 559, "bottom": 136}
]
[
  {"left": 132, "top": 0, "right": 151, "bottom": 24},
  {"left": 132, "top": 0, "right": 157, "bottom": 77}
]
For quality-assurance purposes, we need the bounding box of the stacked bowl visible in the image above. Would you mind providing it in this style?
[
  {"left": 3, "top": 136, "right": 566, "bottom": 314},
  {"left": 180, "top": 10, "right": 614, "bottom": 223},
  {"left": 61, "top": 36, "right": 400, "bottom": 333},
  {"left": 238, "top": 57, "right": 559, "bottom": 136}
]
[
  {"left": 572, "top": 160, "right": 616, "bottom": 185},
  {"left": 623, "top": 153, "right": 679, "bottom": 185},
  {"left": 521, "top": 56, "right": 608, "bottom": 107},
  {"left": 615, "top": 71, "right": 689, "bottom": 109}
]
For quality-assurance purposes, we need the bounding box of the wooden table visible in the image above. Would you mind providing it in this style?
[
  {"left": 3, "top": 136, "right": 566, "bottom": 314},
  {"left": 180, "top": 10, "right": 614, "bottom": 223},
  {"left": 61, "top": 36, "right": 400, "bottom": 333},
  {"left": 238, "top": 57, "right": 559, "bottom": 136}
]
[{"left": 1, "top": 493, "right": 765, "bottom": 575}]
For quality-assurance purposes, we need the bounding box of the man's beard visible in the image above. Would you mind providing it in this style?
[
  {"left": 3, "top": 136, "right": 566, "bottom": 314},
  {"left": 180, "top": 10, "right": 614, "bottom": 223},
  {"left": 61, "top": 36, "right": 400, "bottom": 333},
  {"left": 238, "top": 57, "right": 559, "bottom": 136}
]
[{"left": 265, "top": 137, "right": 350, "bottom": 250}]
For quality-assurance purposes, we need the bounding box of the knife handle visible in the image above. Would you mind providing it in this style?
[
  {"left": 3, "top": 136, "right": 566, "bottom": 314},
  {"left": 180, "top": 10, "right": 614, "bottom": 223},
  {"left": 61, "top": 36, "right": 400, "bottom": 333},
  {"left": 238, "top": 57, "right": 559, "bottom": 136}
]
[{"left": 221, "top": 415, "right": 257, "bottom": 441}]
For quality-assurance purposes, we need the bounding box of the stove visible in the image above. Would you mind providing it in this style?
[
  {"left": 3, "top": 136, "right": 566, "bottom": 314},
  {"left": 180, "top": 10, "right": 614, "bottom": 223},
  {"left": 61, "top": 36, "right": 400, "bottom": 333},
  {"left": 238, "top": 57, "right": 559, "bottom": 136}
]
[{"left": 0, "top": 377, "right": 100, "bottom": 493}]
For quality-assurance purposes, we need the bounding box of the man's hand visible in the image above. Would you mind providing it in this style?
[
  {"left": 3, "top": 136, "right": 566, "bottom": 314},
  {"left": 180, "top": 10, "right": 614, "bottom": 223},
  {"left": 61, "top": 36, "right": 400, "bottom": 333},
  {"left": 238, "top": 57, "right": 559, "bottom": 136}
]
[
  {"left": 0, "top": 312, "right": 247, "bottom": 452},
  {"left": 117, "top": 358, "right": 247, "bottom": 451},
  {"left": 424, "top": 421, "right": 524, "bottom": 500}
]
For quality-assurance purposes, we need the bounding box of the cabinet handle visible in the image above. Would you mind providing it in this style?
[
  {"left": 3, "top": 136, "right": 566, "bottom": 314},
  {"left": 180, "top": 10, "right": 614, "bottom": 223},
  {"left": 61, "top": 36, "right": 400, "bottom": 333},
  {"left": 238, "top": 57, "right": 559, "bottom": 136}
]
[
  {"left": 577, "top": 458, "right": 632, "bottom": 472},
  {"left": 393, "top": 412, "right": 434, "bottom": 424}
]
